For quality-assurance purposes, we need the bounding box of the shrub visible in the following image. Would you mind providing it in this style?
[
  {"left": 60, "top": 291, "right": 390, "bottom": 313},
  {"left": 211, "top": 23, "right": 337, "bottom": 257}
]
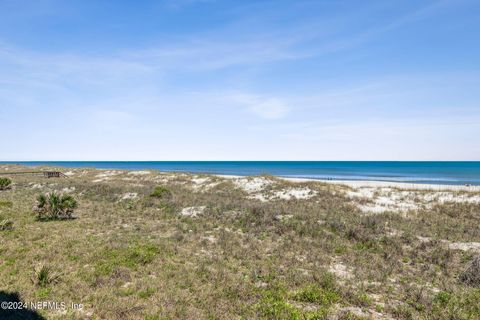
[
  {"left": 32, "top": 265, "right": 61, "bottom": 287},
  {"left": 150, "top": 186, "right": 171, "bottom": 199},
  {"left": 33, "top": 193, "right": 78, "bottom": 220},
  {"left": 460, "top": 255, "right": 480, "bottom": 288},
  {"left": 0, "top": 177, "right": 11, "bottom": 190}
]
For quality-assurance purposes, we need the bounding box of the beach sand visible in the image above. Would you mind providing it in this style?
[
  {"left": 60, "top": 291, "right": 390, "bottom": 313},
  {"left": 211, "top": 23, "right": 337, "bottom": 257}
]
[
  {"left": 218, "top": 174, "right": 480, "bottom": 192},
  {"left": 284, "top": 177, "right": 480, "bottom": 191}
]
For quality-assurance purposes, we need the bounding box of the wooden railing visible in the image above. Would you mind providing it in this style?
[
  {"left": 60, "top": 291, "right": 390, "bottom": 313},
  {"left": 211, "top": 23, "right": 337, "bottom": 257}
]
[{"left": 0, "top": 171, "right": 68, "bottom": 178}]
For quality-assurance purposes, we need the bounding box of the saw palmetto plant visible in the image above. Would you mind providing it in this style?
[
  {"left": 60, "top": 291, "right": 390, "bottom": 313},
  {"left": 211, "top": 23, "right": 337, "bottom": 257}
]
[{"left": 34, "top": 192, "right": 78, "bottom": 220}]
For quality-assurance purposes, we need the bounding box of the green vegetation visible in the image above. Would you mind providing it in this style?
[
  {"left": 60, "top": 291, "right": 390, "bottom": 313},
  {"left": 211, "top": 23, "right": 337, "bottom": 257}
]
[
  {"left": 150, "top": 185, "right": 172, "bottom": 199},
  {"left": 0, "top": 165, "right": 479, "bottom": 319},
  {"left": 0, "top": 200, "right": 13, "bottom": 208},
  {"left": 293, "top": 284, "right": 340, "bottom": 306},
  {"left": 257, "top": 290, "right": 302, "bottom": 319},
  {"left": 32, "top": 265, "right": 61, "bottom": 287},
  {"left": 257, "top": 283, "right": 335, "bottom": 320},
  {"left": 94, "top": 243, "right": 160, "bottom": 276},
  {"left": 33, "top": 192, "right": 77, "bottom": 220},
  {"left": 0, "top": 219, "right": 13, "bottom": 231},
  {"left": 138, "top": 288, "right": 156, "bottom": 299},
  {"left": 0, "top": 177, "right": 11, "bottom": 190}
]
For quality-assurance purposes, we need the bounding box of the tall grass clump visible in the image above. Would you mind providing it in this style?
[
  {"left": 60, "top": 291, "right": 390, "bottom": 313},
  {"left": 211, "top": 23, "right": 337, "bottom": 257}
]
[
  {"left": 0, "top": 177, "right": 11, "bottom": 190},
  {"left": 32, "top": 265, "right": 61, "bottom": 287},
  {"left": 34, "top": 192, "right": 78, "bottom": 220},
  {"left": 460, "top": 255, "right": 480, "bottom": 288},
  {"left": 0, "top": 219, "right": 13, "bottom": 231}
]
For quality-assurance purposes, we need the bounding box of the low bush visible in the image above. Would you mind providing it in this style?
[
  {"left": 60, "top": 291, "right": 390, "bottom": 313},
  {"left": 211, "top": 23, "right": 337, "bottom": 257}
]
[
  {"left": 33, "top": 193, "right": 78, "bottom": 220},
  {"left": 150, "top": 186, "right": 172, "bottom": 199},
  {"left": 0, "top": 177, "right": 11, "bottom": 190}
]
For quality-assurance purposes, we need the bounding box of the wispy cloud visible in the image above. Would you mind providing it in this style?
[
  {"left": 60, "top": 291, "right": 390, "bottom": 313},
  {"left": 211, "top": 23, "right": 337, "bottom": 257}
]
[
  {"left": 1, "top": 0, "right": 479, "bottom": 160},
  {"left": 127, "top": 39, "right": 305, "bottom": 71},
  {"left": 225, "top": 93, "right": 290, "bottom": 119},
  {"left": 0, "top": 0, "right": 467, "bottom": 82}
]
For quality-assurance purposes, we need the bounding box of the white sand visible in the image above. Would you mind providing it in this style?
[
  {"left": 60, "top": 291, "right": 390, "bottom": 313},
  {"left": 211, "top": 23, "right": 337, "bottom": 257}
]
[
  {"left": 61, "top": 187, "right": 76, "bottom": 193},
  {"left": 121, "top": 192, "right": 138, "bottom": 200},
  {"left": 250, "top": 187, "right": 317, "bottom": 202},
  {"left": 217, "top": 174, "right": 480, "bottom": 211},
  {"left": 95, "top": 170, "right": 121, "bottom": 178},
  {"left": 128, "top": 170, "right": 151, "bottom": 176},
  {"left": 346, "top": 187, "right": 480, "bottom": 214},
  {"left": 273, "top": 187, "right": 316, "bottom": 200},
  {"left": 274, "top": 214, "right": 294, "bottom": 221},
  {"left": 448, "top": 242, "right": 480, "bottom": 252},
  {"left": 190, "top": 176, "right": 220, "bottom": 191},
  {"left": 417, "top": 236, "right": 480, "bottom": 252},
  {"left": 231, "top": 177, "right": 273, "bottom": 193},
  {"left": 216, "top": 174, "right": 480, "bottom": 211},
  {"left": 282, "top": 177, "right": 480, "bottom": 192},
  {"left": 329, "top": 262, "right": 353, "bottom": 280},
  {"left": 217, "top": 174, "right": 480, "bottom": 191},
  {"left": 181, "top": 206, "right": 206, "bottom": 217}
]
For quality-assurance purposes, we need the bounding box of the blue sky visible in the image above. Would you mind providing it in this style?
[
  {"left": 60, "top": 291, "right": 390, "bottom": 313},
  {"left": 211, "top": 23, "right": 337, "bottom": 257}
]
[{"left": 1, "top": 0, "right": 479, "bottom": 160}]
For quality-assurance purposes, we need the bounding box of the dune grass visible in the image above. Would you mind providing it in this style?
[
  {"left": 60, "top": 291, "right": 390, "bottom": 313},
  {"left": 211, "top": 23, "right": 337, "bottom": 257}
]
[{"left": 0, "top": 166, "right": 479, "bottom": 319}]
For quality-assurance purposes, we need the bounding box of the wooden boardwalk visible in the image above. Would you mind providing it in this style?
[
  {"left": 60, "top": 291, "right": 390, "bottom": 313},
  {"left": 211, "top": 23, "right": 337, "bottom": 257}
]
[{"left": 0, "top": 171, "right": 68, "bottom": 178}]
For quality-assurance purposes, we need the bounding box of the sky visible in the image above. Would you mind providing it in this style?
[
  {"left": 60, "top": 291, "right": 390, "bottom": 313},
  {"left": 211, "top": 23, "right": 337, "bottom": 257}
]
[{"left": 1, "top": 0, "right": 479, "bottom": 160}]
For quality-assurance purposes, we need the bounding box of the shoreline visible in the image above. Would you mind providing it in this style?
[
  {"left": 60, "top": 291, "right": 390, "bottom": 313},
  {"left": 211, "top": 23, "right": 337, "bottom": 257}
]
[
  {"left": 1, "top": 163, "right": 480, "bottom": 192},
  {"left": 218, "top": 175, "right": 480, "bottom": 191},
  {"left": 289, "top": 178, "right": 480, "bottom": 191}
]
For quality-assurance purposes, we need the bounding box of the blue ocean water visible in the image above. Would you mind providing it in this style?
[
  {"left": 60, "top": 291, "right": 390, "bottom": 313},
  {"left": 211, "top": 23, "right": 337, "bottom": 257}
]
[{"left": 2, "top": 161, "right": 480, "bottom": 185}]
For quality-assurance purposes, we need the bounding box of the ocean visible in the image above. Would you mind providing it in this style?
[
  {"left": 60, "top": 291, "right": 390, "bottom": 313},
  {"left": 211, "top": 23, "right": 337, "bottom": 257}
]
[{"left": 2, "top": 161, "right": 480, "bottom": 186}]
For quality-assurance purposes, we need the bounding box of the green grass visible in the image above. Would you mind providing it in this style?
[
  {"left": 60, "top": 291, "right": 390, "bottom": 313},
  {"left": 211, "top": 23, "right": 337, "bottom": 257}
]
[
  {"left": 293, "top": 285, "right": 340, "bottom": 305},
  {"left": 138, "top": 288, "right": 156, "bottom": 299},
  {"left": 0, "top": 200, "right": 13, "bottom": 208},
  {"left": 257, "top": 287, "right": 302, "bottom": 320},
  {"left": 94, "top": 243, "right": 161, "bottom": 276}
]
